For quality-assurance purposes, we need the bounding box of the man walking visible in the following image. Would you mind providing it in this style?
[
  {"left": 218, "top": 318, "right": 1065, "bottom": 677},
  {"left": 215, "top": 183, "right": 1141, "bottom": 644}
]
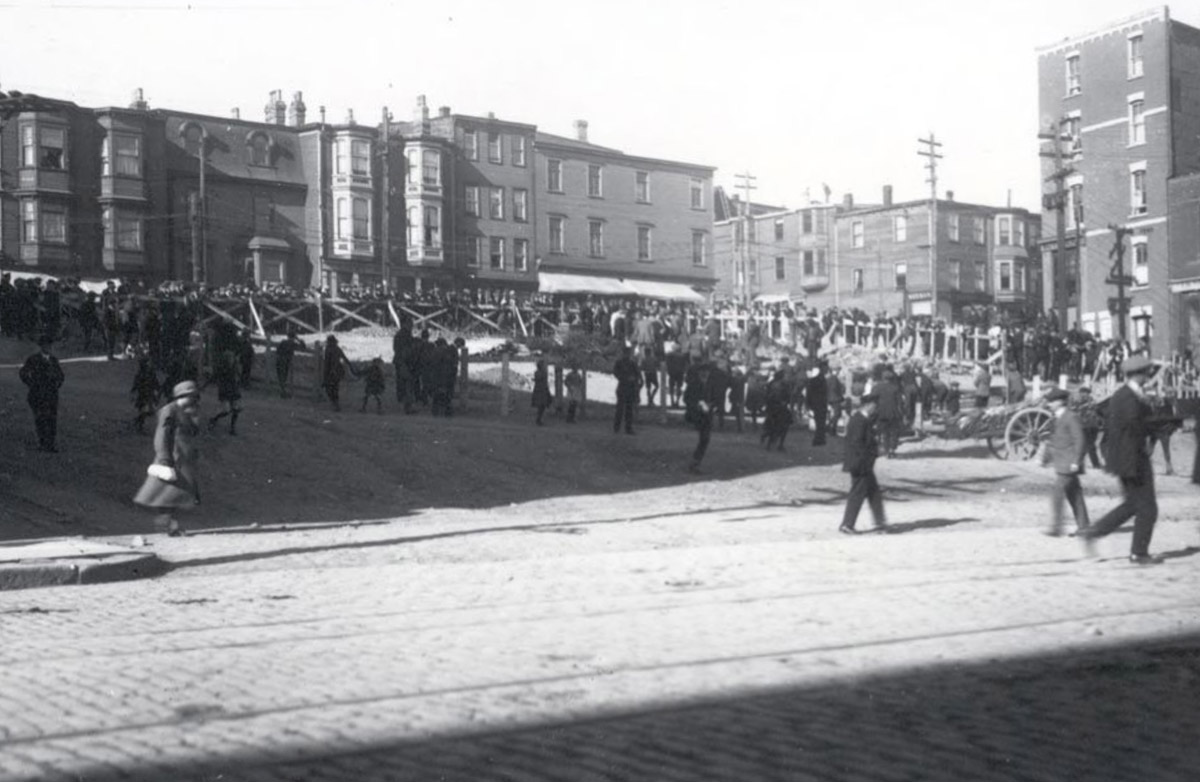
[
  {"left": 1040, "top": 387, "right": 1089, "bottom": 536},
  {"left": 19, "top": 335, "right": 65, "bottom": 452},
  {"left": 840, "top": 391, "right": 887, "bottom": 534},
  {"left": 1079, "top": 355, "right": 1161, "bottom": 564},
  {"left": 684, "top": 362, "right": 714, "bottom": 473}
]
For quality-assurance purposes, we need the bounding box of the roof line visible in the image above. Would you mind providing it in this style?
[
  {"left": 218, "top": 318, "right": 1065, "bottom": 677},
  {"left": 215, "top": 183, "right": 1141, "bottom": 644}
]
[{"left": 1035, "top": 6, "right": 1169, "bottom": 56}]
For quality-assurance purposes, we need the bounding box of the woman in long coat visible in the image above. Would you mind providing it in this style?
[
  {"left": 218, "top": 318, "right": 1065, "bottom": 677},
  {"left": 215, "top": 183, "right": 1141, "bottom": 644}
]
[{"left": 134, "top": 380, "right": 202, "bottom": 536}]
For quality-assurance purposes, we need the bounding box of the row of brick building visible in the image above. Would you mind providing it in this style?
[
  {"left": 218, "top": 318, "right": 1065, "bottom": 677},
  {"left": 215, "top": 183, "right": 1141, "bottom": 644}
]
[{"left": 0, "top": 90, "right": 715, "bottom": 298}]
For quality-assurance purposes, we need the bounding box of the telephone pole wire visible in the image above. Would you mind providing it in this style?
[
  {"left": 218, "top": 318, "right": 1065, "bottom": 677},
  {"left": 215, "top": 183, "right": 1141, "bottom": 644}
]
[
  {"left": 917, "top": 133, "right": 943, "bottom": 318},
  {"left": 1039, "top": 119, "right": 1074, "bottom": 333},
  {"left": 734, "top": 171, "right": 757, "bottom": 305}
]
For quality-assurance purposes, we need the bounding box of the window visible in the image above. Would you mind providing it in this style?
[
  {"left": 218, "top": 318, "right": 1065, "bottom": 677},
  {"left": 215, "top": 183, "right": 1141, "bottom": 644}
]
[
  {"left": 103, "top": 135, "right": 142, "bottom": 177},
  {"left": 489, "top": 237, "right": 505, "bottom": 270},
  {"left": 1064, "top": 115, "right": 1082, "bottom": 157},
  {"left": 489, "top": 187, "right": 504, "bottom": 220},
  {"left": 947, "top": 213, "right": 960, "bottom": 242},
  {"left": 771, "top": 219, "right": 783, "bottom": 241},
  {"left": 351, "top": 140, "right": 370, "bottom": 175},
  {"left": 463, "top": 128, "right": 478, "bottom": 161},
  {"left": 352, "top": 197, "right": 370, "bottom": 240},
  {"left": 802, "top": 210, "right": 813, "bottom": 234},
  {"left": 803, "top": 250, "right": 815, "bottom": 275},
  {"left": 949, "top": 259, "right": 961, "bottom": 290},
  {"left": 547, "top": 158, "right": 563, "bottom": 192},
  {"left": 749, "top": 257, "right": 759, "bottom": 283},
  {"left": 104, "top": 207, "right": 142, "bottom": 251},
  {"left": 1132, "top": 237, "right": 1149, "bottom": 286},
  {"left": 511, "top": 136, "right": 527, "bottom": 167},
  {"left": 690, "top": 178, "right": 704, "bottom": 209},
  {"left": 775, "top": 256, "right": 786, "bottom": 281},
  {"left": 423, "top": 205, "right": 440, "bottom": 247},
  {"left": 894, "top": 215, "right": 907, "bottom": 242},
  {"left": 973, "top": 216, "right": 985, "bottom": 245},
  {"left": 734, "top": 221, "right": 743, "bottom": 249},
  {"left": 21, "top": 125, "right": 36, "bottom": 167},
  {"left": 851, "top": 220, "right": 864, "bottom": 248},
  {"left": 512, "top": 188, "right": 528, "bottom": 222},
  {"left": 1129, "top": 34, "right": 1144, "bottom": 79},
  {"left": 514, "top": 238, "right": 529, "bottom": 271},
  {"left": 588, "top": 220, "right": 604, "bottom": 256},
  {"left": 1066, "top": 53, "right": 1081, "bottom": 96},
  {"left": 587, "top": 164, "right": 603, "bottom": 197},
  {"left": 817, "top": 249, "right": 827, "bottom": 276},
  {"left": 999, "top": 261, "right": 1012, "bottom": 292},
  {"left": 1130, "top": 165, "right": 1147, "bottom": 215},
  {"left": 1129, "top": 98, "right": 1146, "bottom": 145},
  {"left": 692, "top": 231, "right": 707, "bottom": 266},
  {"left": 406, "top": 149, "right": 418, "bottom": 185},
  {"left": 1015, "top": 220, "right": 1026, "bottom": 247},
  {"left": 975, "top": 260, "right": 987, "bottom": 291},
  {"left": 894, "top": 263, "right": 907, "bottom": 291},
  {"left": 21, "top": 201, "right": 36, "bottom": 242},
  {"left": 549, "top": 216, "right": 565, "bottom": 254},
  {"left": 997, "top": 216, "right": 1011, "bottom": 246},
  {"left": 637, "top": 225, "right": 652, "bottom": 261},
  {"left": 182, "top": 124, "right": 204, "bottom": 156},
  {"left": 852, "top": 268, "right": 864, "bottom": 293},
  {"left": 465, "top": 236, "right": 481, "bottom": 267},
  {"left": 37, "top": 127, "right": 66, "bottom": 170},
  {"left": 464, "top": 185, "right": 480, "bottom": 217},
  {"left": 249, "top": 133, "right": 271, "bottom": 166},
  {"left": 1069, "top": 180, "right": 1085, "bottom": 227},
  {"left": 487, "top": 132, "right": 502, "bottom": 163},
  {"left": 336, "top": 197, "right": 350, "bottom": 239},
  {"left": 635, "top": 171, "right": 650, "bottom": 203},
  {"left": 406, "top": 207, "right": 418, "bottom": 247},
  {"left": 422, "top": 150, "right": 440, "bottom": 187}
]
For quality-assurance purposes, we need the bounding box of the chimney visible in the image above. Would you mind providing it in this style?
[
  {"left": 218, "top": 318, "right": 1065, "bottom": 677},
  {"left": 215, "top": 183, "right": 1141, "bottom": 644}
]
[
  {"left": 231, "top": 107, "right": 240, "bottom": 119},
  {"left": 946, "top": 190, "right": 955, "bottom": 201},
  {"left": 487, "top": 111, "right": 495, "bottom": 119},
  {"left": 882, "top": 185, "right": 893, "bottom": 207},
  {"left": 439, "top": 106, "right": 451, "bottom": 118},
  {"left": 129, "top": 88, "right": 149, "bottom": 111},
  {"left": 574, "top": 119, "right": 589, "bottom": 143},
  {"left": 264, "top": 89, "right": 286, "bottom": 125},
  {"left": 414, "top": 94, "right": 429, "bottom": 123},
  {"left": 345, "top": 108, "right": 355, "bottom": 126},
  {"left": 288, "top": 91, "right": 306, "bottom": 126},
  {"left": 319, "top": 105, "right": 326, "bottom": 124},
  {"left": 843, "top": 193, "right": 854, "bottom": 209}
]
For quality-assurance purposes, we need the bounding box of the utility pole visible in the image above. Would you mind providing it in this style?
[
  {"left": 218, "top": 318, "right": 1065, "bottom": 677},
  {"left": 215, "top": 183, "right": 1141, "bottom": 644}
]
[
  {"left": 189, "top": 192, "right": 202, "bottom": 285},
  {"left": 380, "top": 106, "right": 391, "bottom": 292},
  {"left": 1039, "top": 119, "right": 1074, "bottom": 333},
  {"left": 734, "top": 171, "right": 757, "bottom": 305},
  {"left": 1105, "top": 224, "right": 1135, "bottom": 343},
  {"left": 194, "top": 132, "right": 208, "bottom": 284},
  {"left": 917, "top": 133, "right": 942, "bottom": 317}
]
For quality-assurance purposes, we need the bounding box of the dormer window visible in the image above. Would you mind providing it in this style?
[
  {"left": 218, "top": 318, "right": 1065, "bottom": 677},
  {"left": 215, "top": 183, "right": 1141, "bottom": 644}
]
[
  {"left": 181, "top": 123, "right": 205, "bottom": 156},
  {"left": 102, "top": 134, "right": 142, "bottom": 177},
  {"left": 248, "top": 132, "right": 272, "bottom": 166},
  {"left": 22, "top": 125, "right": 66, "bottom": 170}
]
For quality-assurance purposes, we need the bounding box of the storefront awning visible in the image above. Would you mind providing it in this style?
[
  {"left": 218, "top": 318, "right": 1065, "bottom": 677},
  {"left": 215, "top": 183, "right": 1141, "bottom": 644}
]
[
  {"left": 537, "top": 272, "right": 706, "bottom": 302},
  {"left": 620, "top": 278, "right": 706, "bottom": 303},
  {"left": 537, "top": 272, "right": 633, "bottom": 295}
]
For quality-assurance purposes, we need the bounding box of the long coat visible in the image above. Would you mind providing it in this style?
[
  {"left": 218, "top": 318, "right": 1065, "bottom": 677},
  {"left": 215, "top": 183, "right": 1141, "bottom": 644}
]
[
  {"left": 1044, "top": 408, "right": 1087, "bottom": 475},
  {"left": 843, "top": 411, "right": 879, "bottom": 476},
  {"left": 1103, "top": 384, "right": 1152, "bottom": 480},
  {"left": 133, "top": 401, "right": 201, "bottom": 509},
  {"left": 19, "top": 351, "right": 64, "bottom": 413}
]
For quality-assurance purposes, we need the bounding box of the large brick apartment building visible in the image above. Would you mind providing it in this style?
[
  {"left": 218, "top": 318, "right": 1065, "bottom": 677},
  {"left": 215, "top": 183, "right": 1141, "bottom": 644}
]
[
  {"left": 1037, "top": 5, "right": 1200, "bottom": 354},
  {"left": 0, "top": 90, "right": 716, "bottom": 297}
]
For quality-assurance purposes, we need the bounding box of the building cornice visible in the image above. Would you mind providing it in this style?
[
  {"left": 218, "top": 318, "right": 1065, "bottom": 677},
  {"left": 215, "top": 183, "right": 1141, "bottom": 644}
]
[{"left": 1036, "top": 6, "right": 1168, "bottom": 57}]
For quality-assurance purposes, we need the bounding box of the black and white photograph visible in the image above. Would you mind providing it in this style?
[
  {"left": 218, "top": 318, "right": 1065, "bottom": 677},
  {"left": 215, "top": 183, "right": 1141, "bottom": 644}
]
[{"left": 2, "top": 0, "right": 1200, "bottom": 779}]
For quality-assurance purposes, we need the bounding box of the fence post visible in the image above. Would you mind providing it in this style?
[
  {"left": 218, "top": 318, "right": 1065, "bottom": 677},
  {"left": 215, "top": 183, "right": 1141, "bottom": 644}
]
[
  {"left": 458, "top": 346, "right": 469, "bottom": 411},
  {"left": 500, "top": 352, "right": 511, "bottom": 417},
  {"left": 554, "top": 362, "right": 564, "bottom": 415}
]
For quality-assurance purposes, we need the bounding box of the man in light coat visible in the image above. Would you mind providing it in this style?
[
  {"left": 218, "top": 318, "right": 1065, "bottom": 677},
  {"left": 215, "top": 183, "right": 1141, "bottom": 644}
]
[{"left": 1040, "top": 387, "right": 1089, "bottom": 536}]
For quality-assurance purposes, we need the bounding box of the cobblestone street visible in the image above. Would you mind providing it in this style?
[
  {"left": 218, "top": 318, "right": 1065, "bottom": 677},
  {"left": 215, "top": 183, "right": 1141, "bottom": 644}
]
[{"left": 1, "top": 481, "right": 1198, "bottom": 781}]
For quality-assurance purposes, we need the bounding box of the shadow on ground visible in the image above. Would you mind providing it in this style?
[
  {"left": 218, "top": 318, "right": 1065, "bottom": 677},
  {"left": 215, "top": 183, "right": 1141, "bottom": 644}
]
[{"left": 58, "top": 632, "right": 1200, "bottom": 782}]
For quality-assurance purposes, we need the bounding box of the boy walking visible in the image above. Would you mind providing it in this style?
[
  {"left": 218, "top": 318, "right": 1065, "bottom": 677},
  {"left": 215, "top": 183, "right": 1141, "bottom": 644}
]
[{"left": 1040, "top": 387, "right": 1090, "bottom": 536}]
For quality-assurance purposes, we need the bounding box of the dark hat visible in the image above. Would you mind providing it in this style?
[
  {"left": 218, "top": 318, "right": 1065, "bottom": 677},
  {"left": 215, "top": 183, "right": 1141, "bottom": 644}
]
[
  {"left": 37, "top": 334, "right": 54, "bottom": 347},
  {"left": 171, "top": 380, "right": 200, "bottom": 400},
  {"left": 1045, "top": 388, "right": 1070, "bottom": 402},
  {"left": 1121, "top": 354, "right": 1155, "bottom": 376}
]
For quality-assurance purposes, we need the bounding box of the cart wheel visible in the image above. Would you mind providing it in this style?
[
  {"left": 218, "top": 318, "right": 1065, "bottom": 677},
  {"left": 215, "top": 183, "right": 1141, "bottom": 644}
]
[
  {"left": 986, "top": 436, "right": 1008, "bottom": 460},
  {"left": 1005, "top": 407, "right": 1054, "bottom": 460}
]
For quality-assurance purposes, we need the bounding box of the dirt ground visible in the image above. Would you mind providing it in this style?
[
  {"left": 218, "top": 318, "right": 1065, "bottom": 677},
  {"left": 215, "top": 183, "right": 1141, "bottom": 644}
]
[{"left": 1, "top": 332, "right": 1196, "bottom": 542}]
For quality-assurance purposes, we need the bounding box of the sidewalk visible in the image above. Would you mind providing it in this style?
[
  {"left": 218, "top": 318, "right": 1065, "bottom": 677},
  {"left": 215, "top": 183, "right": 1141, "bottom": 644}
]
[{"left": 0, "top": 537, "right": 164, "bottom": 590}]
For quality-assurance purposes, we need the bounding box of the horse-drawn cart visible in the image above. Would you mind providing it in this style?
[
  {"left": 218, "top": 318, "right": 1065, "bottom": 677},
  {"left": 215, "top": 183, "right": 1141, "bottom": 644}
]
[{"left": 940, "top": 401, "right": 1055, "bottom": 460}]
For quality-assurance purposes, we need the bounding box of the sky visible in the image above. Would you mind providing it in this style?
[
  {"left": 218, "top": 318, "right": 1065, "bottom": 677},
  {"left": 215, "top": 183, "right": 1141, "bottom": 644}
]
[{"left": 3, "top": 0, "right": 1199, "bottom": 212}]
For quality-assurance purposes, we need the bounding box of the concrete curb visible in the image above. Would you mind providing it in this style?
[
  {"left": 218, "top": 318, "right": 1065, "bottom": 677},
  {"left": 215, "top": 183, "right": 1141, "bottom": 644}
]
[{"left": 0, "top": 553, "right": 168, "bottom": 591}]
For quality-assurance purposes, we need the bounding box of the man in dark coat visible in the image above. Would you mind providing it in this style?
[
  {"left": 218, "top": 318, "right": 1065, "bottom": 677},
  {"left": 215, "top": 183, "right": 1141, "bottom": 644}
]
[
  {"left": 392, "top": 326, "right": 417, "bottom": 413},
  {"left": 1079, "top": 355, "right": 1161, "bottom": 564},
  {"left": 683, "top": 362, "right": 715, "bottom": 473},
  {"left": 873, "top": 370, "right": 904, "bottom": 458},
  {"left": 807, "top": 363, "right": 830, "bottom": 446},
  {"left": 19, "top": 335, "right": 65, "bottom": 452},
  {"left": 612, "top": 345, "right": 640, "bottom": 435},
  {"left": 274, "top": 327, "right": 305, "bottom": 398},
  {"left": 840, "top": 392, "right": 887, "bottom": 534}
]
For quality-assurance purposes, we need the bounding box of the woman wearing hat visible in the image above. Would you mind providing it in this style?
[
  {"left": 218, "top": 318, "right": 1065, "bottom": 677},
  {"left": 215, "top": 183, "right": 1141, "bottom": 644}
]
[{"left": 133, "top": 381, "right": 202, "bottom": 536}]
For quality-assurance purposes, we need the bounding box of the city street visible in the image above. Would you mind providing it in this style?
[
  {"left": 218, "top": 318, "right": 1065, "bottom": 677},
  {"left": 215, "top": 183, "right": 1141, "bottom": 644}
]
[{"left": 2, "top": 460, "right": 1198, "bottom": 781}]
